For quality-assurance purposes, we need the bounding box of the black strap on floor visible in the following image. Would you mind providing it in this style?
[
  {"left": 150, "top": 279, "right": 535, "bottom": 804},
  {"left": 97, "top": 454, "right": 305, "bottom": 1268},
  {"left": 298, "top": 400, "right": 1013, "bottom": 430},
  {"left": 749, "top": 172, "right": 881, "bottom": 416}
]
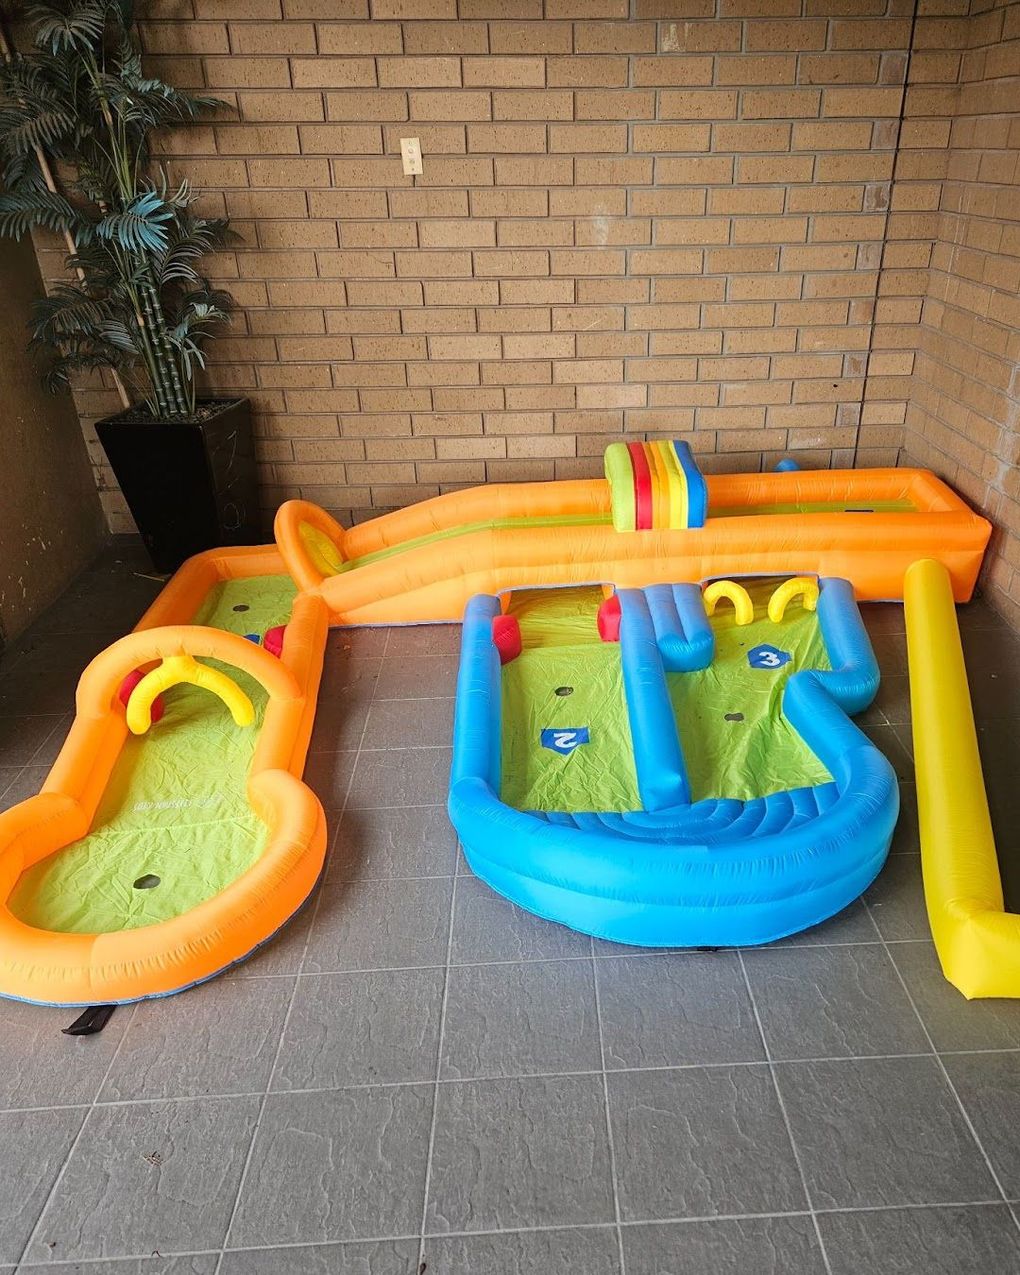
[{"left": 62, "top": 1004, "right": 116, "bottom": 1036}]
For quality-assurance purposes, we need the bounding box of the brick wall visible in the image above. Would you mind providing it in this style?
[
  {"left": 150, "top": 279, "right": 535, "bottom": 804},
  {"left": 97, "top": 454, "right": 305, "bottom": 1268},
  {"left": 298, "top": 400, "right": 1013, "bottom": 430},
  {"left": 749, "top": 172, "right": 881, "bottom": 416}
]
[
  {"left": 904, "top": 0, "right": 1020, "bottom": 627},
  {"left": 40, "top": 0, "right": 932, "bottom": 534}
]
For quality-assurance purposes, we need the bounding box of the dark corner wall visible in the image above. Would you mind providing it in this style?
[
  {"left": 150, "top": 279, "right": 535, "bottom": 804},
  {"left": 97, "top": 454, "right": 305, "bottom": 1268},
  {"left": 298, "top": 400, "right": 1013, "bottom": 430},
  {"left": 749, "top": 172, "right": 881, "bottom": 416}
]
[{"left": 0, "top": 235, "right": 106, "bottom": 649}]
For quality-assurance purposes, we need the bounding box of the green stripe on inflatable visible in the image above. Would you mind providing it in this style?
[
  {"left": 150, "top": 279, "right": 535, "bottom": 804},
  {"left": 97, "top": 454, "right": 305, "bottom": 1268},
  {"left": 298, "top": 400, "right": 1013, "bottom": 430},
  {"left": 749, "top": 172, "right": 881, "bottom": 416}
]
[{"left": 603, "top": 441, "right": 637, "bottom": 532}]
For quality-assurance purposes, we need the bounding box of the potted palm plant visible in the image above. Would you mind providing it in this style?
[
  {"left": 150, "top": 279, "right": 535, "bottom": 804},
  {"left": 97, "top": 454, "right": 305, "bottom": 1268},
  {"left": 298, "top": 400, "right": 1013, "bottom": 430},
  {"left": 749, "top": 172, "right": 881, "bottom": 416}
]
[{"left": 0, "top": 0, "right": 259, "bottom": 572}]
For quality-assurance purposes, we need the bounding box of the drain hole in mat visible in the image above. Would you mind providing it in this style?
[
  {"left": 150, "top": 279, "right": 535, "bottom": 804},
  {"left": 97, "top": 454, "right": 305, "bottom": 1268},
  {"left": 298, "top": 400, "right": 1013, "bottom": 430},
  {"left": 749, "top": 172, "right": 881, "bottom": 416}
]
[
  {"left": 555, "top": 686, "right": 573, "bottom": 697},
  {"left": 133, "top": 874, "right": 161, "bottom": 890},
  {"left": 724, "top": 712, "right": 744, "bottom": 722},
  {"left": 232, "top": 603, "right": 250, "bottom": 612}
]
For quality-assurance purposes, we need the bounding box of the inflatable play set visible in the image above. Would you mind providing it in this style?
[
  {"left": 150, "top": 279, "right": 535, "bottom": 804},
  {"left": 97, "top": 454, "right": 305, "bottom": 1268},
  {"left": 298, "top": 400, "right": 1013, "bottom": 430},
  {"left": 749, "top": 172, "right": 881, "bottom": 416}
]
[{"left": 0, "top": 438, "right": 1010, "bottom": 1005}]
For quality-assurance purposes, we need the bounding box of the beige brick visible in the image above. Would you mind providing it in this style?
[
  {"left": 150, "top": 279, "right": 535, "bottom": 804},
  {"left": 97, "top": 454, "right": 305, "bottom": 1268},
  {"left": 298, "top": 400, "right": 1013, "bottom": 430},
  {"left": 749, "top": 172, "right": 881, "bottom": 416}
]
[
  {"left": 713, "top": 123, "right": 793, "bottom": 153},
  {"left": 715, "top": 55, "right": 796, "bottom": 85},
  {"left": 231, "top": 22, "right": 315, "bottom": 53},
  {"left": 316, "top": 22, "right": 402, "bottom": 53},
  {"left": 489, "top": 21, "right": 572, "bottom": 54},
  {"left": 831, "top": 18, "right": 913, "bottom": 50},
  {"left": 418, "top": 156, "right": 494, "bottom": 186},
  {"left": 573, "top": 90, "right": 653, "bottom": 120},
  {"left": 371, "top": 0, "right": 456, "bottom": 15},
  {"left": 632, "top": 124, "right": 711, "bottom": 152},
  {"left": 742, "top": 90, "right": 822, "bottom": 120},
  {"left": 240, "top": 91, "right": 325, "bottom": 121},
  {"left": 746, "top": 20, "right": 827, "bottom": 51},
  {"left": 419, "top": 220, "right": 495, "bottom": 249},
  {"left": 204, "top": 57, "right": 291, "bottom": 88},
  {"left": 800, "top": 53, "right": 882, "bottom": 85},
  {"left": 632, "top": 56, "right": 715, "bottom": 87},
  {"left": 306, "top": 191, "right": 389, "bottom": 218},
  {"left": 655, "top": 156, "right": 734, "bottom": 185},
  {"left": 495, "top": 156, "right": 573, "bottom": 186},
  {"left": 505, "top": 333, "right": 575, "bottom": 360},
  {"left": 659, "top": 90, "right": 738, "bottom": 120},
  {"left": 547, "top": 56, "right": 628, "bottom": 88},
  {"left": 464, "top": 57, "right": 545, "bottom": 88},
  {"left": 575, "top": 22, "right": 655, "bottom": 54},
  {"left": 391, "top": 189, "right": 470, "bottom": 218},
  {"left": 215, "top": 125, "right": 300, "bottom": 154},
  {"left": 472, "top": 189, "right": 549, "bottom": 217},
  {"left": 424, "top": 280, "right": 500, "bottom": 306},
  {"left": 551, "top": 123, "right": 629, "bottom": 153},
  {"left": 248, "top": 157, "right": 331, "bottom": 186},
  {"left": 492, "top": 90, "right": 573, "bottom": 121},
  {"left": 403, "top": 21, "right": 488, "bottom": 53},
  {"left": 738, "top": 155, "right": 814, "bottom": 184},
  {"left": 475, "top": 249, "right": 550, "bottom": 276},
  {"left": 291, "top": 58, "right": 377, "bottom": 88},
  {"left": 409, "top": 91, "right": 492, "bottom": 121},
  {"left": 298, "top": 124, "right": 382, "bottom": 154},
  {"left": 378, "top": 57, "right": 460, "bottom": 88},
  {"left": 823, "top": 88, "right": 904, "bottom": 118},
  {"left": 499, "top": 220, "right": 573, "bottom": 247},
  {"left": 469, "top": 123, "right": 548, "bottom": 153},
  {"left": 326, "top": 91, "right": 409, "bottom": 121}
]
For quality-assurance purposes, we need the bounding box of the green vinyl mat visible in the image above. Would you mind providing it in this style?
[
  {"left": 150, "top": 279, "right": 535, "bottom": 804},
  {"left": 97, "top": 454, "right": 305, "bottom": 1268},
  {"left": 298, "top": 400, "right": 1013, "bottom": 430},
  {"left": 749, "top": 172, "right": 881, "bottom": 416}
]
[
  {"left": 500, "top": 587, "right": 641, "bottom": 814},
  {"left": 668, "top": 579, "right": 833, "bottom": 802},
  {"left": 9, "top": 575, "right": 296, "bottom": 935}
]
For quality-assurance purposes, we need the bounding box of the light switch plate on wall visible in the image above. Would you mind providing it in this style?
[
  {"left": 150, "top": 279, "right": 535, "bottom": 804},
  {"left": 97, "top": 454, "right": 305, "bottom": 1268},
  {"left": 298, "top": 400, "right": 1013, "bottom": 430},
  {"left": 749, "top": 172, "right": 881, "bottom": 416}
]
[{"left": 400, "top": 137, "right": 423, "bottom": 176}]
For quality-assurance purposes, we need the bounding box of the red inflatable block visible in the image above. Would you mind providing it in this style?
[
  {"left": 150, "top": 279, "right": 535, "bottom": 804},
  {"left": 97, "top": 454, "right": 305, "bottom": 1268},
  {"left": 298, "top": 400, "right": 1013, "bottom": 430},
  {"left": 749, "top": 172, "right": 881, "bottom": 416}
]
[
  {"left": 264, "top": 625, "right": 286, "bottom": 658},
  {"left": 492, "top": 615, "right": 522, "bottom": 665},
  {"left": 597, "top": 594, "right": 622, "bottom": 642},
  {"left": 118, "top": 669, "right": 165, "bottom": 723}
]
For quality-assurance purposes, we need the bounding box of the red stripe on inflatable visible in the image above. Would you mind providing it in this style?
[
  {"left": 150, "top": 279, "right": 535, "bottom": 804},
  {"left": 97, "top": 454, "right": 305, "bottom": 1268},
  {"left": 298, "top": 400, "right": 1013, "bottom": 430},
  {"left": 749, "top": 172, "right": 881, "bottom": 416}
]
[{"left": 628, "top": 441, "right": 653, "bottom": 531}]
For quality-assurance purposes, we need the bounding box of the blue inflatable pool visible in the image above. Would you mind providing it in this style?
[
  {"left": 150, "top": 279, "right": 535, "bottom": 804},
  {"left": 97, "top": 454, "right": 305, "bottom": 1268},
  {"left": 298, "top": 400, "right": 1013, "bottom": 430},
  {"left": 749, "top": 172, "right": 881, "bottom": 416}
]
[{"left": 448, "top": 575, "right": 898, "bottom": 947}]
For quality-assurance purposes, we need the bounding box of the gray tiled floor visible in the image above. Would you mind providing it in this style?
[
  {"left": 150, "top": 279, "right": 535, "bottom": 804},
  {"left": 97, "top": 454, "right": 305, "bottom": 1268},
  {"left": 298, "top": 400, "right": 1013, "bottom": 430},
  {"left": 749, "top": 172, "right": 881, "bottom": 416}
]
[{"left": 2, "top": 543, "right": 1020, "bottom": 1273}]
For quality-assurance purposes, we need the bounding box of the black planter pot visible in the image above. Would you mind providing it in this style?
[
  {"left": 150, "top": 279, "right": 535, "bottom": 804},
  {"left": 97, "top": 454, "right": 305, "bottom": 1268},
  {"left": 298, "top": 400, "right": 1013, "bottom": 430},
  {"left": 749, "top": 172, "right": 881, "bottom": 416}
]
[{"left": 96, "top": 397, "right": 261, "bottom": 574}]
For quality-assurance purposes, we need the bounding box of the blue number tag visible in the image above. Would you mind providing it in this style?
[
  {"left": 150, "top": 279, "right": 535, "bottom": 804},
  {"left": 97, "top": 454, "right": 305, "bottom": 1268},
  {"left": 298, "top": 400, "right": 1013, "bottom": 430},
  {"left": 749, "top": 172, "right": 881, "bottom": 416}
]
[
  {"left": 540, "top": 727, "right": 590, "bottom": 755},
  {"left": 747, "top": 644, "right": 792, "bottom": 670}
]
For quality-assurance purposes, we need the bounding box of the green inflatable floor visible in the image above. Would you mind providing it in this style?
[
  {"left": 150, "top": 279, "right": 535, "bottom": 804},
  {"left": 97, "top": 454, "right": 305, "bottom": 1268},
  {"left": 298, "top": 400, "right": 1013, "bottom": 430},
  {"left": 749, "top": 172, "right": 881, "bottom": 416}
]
[
  {"left": 498, "top": 579, "right": 832, "bottom": 816},
  {"left": 668, "top": 579, "right": 832, "bottom": 802},
  {"left": 500, "top": 587, "right": 641, "bottom": 814},
  {"left": 9, "top": 576, "right": 296, "bottom": 935}
]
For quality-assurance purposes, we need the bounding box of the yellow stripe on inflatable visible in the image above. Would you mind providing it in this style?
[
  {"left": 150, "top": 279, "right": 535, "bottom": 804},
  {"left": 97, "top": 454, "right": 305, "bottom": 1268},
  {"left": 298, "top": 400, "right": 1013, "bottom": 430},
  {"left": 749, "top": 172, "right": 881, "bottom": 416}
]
[
  {"left": 646, "top": 442, "right": 669, "bottom": 531},
  {"left": 904, "top": 558, "right": 1020, "bottom": 999},
  {"left": 656, "top": 441, "right": 688, "bottom": 530}
]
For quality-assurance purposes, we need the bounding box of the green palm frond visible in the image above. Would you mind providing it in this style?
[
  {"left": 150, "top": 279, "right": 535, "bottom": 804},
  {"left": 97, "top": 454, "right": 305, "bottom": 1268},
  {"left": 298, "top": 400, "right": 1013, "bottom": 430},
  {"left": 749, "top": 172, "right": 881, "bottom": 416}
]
[
  {"left": 26, "top": 1, "right": 107, "bottom": 55},
  {"left": 0, "top": 0, "right": 234, "bottom": 417},
  {"left": 0, "top": 185, "right": 88, "bottom": 238}
]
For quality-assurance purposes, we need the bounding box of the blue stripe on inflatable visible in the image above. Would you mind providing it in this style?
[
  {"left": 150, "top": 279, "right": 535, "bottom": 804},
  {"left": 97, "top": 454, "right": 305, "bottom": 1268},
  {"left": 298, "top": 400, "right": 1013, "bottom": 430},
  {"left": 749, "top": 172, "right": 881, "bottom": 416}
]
[
  {"left": 617, "top": 588, "right": 690, "bottom": 810},
  {"left": 645, "top": 582, "right": 714, "bottom": 672},
  {"left": 673, "top": 439, "right": 708, "bottom": 527}
]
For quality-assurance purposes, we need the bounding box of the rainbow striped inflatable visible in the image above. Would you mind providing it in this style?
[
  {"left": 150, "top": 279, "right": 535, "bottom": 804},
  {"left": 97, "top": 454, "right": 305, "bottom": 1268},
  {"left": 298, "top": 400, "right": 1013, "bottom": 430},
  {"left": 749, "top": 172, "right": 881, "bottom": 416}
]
[{"left": 604, "top": 440, "right": 709, "bottom": 532}]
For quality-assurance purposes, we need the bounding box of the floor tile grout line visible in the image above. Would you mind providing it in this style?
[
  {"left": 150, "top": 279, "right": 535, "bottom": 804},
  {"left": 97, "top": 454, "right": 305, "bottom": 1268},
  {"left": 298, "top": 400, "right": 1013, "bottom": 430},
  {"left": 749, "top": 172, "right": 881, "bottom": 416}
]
[
  {"left": 417, "top": 864, "right": 459, "bottom": 1269},
  {"left": 212, "top": 624, "right": 391, "bottom": 1272},
  {"left": 18, "top": 1197, "right": 1020, "bottom": 1268},
  {"left": 736, "top": 949, "right": 836, "bottom": 1275},
  {"left": 16, "top": 1000, "right": 140, "bottom": 1267},
  {"left": 12, "top": 1044, "right": 1020, "bottom": 1117},
  {"left": 880, "top": 928, "right": 1020, "bottom": 1237},
  {"left": 591, "top": 940, "right": 628, "bottom": 1275}
]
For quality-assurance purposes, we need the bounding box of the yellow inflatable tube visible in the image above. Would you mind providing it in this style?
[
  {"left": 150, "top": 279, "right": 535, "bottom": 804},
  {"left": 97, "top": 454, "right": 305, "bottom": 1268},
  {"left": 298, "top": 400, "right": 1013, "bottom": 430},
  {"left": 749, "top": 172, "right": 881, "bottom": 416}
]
[{"left": 904, "top": 558, "right": 1020, "bottom": 998}]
